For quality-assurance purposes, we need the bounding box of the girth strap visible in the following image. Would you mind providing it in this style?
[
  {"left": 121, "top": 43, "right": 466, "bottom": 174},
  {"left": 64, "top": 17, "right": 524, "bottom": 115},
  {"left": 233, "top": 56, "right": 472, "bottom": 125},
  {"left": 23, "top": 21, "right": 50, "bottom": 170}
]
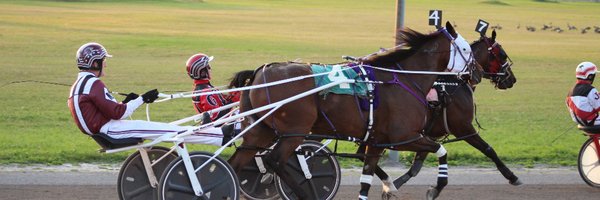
[{"left": 356, "top": 64, "right": 376, "bottom": 142}]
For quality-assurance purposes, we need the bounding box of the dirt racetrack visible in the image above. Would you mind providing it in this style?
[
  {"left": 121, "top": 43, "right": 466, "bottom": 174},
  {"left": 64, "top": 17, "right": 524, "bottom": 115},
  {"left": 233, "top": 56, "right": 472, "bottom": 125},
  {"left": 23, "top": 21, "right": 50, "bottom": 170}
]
[
  {"left": 2, "top": 166, "right": 600, "bottom": 199},
  {"left": 1, "top": 184, "right": 599, "bottom": 200}
]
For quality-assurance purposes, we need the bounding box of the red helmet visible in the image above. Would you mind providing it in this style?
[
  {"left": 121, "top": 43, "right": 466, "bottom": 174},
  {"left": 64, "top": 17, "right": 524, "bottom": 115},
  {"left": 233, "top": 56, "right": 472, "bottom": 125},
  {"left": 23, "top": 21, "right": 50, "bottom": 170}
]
[
  {"left": 76, "top": 42, "right": 112, "bottom": 70},
  {"left": 576, "top": 61, "right": 597, "bottom": 80},
  {"left": 186, "top": 53, "right": 214, "bottom": 80}
]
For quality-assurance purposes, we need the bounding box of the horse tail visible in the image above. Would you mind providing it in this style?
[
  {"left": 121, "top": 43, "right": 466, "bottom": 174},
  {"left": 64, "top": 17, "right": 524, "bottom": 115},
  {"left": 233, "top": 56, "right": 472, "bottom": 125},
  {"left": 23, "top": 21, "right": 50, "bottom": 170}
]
[
  {"left": 228, "top": 69, "right": 255, "bottom": 89},
  {"left": 239, "top": 63, "right": 269, "bottom": 115}
]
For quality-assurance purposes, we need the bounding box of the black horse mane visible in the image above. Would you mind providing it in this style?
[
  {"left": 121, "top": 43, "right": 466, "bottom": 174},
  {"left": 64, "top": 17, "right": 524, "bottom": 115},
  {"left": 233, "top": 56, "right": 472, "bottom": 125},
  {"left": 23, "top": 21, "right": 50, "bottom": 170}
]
[
  {"left": 471, "top": 35, "right": 490, "bottom": 47},
  {"left": 363, "top": 28, "right": 442, "bottom": 67}
]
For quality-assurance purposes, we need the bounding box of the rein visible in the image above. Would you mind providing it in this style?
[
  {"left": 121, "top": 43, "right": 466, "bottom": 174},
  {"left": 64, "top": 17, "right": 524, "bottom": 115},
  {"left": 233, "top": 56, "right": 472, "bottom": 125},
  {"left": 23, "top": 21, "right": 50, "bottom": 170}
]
[{"left": 387, "top": 73, "right": 428, "bottom": 107}]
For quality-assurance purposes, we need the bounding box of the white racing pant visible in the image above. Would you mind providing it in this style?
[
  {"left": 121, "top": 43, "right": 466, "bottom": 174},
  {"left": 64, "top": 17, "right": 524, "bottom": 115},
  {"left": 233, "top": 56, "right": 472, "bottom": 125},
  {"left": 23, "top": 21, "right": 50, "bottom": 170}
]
[{"left": 99, "top": 120, "right": 224, "bottom": 146}]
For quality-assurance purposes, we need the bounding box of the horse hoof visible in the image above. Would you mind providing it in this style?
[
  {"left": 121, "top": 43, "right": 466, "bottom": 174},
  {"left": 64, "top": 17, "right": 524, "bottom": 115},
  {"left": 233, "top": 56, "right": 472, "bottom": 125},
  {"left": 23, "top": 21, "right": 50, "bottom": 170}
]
[
  {"left": 510, "top": 178, "right": 523, "bottom": 186},
  {"left": 381, "top": 192, "right": 396, "bottom": 200},
  {"left": 426, "top": 186, "right": 439, "bottom": 200},
  {"left": 382, "top": 179, "right": 398, "bottom": 192}
]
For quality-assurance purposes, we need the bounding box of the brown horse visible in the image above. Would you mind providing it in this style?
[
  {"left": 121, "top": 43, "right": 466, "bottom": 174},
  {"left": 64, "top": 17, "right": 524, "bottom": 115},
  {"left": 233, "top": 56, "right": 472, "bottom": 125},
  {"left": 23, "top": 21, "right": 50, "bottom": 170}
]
[
  {"left": 228, "top": 21, "right": 475, "bottom": 200},
  {"left": 355, "top": 30, "right": 519, "bottom": 199}
]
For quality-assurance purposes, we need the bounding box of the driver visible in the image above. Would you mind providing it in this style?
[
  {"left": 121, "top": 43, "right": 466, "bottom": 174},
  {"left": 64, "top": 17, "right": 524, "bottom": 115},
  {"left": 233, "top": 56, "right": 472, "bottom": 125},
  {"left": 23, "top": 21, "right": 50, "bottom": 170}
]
[
  {"left": 68, "top": 42, "right": 237, "bottom": 146},
  {"left": 566, "top": 61, "right": 600, "bottom": 126},
  {"left": 186, "top": 53, "right": 240, "bottom": 123}
]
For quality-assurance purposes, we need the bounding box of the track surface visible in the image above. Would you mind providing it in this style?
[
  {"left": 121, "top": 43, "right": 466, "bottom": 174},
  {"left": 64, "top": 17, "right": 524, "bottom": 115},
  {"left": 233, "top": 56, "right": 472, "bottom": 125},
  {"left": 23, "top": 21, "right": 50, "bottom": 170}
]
[
  {"left": 1, "top": 166, "right": 599, "bottom": 199},
  {"left": 1, "top": 184, "right": 598, "bottom": 200}
]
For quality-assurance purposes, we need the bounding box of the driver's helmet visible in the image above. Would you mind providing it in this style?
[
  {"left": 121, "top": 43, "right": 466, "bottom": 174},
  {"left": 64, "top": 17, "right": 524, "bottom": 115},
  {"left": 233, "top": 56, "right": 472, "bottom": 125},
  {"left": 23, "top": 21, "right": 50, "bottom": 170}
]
[
  {"left": 76, "top": 42, "right": 111, "bottom": 70},
  {"left": 576, "top": 61, "right": 597, "bottom": 80},
  {"left": 186, "top": 53, "right": 214, "bottom": 80}
]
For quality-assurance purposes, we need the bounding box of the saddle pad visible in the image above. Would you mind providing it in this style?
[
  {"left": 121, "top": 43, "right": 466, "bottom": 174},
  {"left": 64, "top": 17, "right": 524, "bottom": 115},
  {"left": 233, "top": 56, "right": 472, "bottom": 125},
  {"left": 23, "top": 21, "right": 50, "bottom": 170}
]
[{"left": 311, "top": 64, "right": 367, "bottom": 97}]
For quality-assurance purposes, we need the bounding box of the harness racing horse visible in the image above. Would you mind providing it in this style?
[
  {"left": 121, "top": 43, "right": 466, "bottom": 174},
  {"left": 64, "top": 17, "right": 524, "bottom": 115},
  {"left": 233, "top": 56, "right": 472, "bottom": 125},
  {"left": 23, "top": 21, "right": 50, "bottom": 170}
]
[
  {"left": 356, "top": 30, "right": 520, "bottom": 199},
  {"left": 228, "top": 22, "right": 475, "bottom": 200}
]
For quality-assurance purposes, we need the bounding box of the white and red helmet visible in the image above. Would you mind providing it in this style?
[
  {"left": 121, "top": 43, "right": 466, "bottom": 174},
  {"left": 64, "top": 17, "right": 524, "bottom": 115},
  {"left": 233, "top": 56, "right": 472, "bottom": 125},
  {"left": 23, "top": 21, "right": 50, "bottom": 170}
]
[
  {"left": 186, "top": 53, "right": 214, "bottom": 80},
  {"left": 576, "top": 61, "right": 597, "bottom": 80},
  {"left": 76, "top": 42, "right": 112, "bottom": 70}
]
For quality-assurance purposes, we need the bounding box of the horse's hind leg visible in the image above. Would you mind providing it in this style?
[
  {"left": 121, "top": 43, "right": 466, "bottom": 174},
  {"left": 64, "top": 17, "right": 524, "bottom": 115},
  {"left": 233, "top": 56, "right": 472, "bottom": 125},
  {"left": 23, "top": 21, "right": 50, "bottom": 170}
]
[
  {"left": 425, "top": 143, "right": 448, "bottom": 200},
  {"left": 392, "top": 151, "right": 428, "bottom": 189},
  {"left": 264, "top": 136, "right": 308, "bottom": 199},
  {"left": 464, "top": 134, "right": 522, "bottom": 185},
  {"left": 228, "top": 120, "right": 277, "bottom": 181}
]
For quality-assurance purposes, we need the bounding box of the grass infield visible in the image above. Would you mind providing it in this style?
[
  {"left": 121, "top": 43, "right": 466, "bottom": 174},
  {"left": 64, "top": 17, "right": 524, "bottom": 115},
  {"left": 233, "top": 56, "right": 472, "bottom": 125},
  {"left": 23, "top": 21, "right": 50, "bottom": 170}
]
[{"left": 0, "top": 0, "right": 599, "bottom": 167}]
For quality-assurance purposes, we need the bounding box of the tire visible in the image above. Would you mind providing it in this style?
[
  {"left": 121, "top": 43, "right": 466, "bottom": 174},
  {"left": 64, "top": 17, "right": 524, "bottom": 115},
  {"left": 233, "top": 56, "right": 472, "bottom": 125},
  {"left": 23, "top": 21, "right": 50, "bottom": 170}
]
[
  {"left": 239, "top": 153, "right": 280, "bottom": 200},
  {"left": 275, "top": 141, "right": 341, "bottom": 200},
  {"left": 578, "top": 137, "right": 600, "bottom": 188},
  {"left": 158, "top": 151, "right": 240, "bottom": 200},
  {"left": 117, "top": 146, "right": 178, "bottom": 200}
]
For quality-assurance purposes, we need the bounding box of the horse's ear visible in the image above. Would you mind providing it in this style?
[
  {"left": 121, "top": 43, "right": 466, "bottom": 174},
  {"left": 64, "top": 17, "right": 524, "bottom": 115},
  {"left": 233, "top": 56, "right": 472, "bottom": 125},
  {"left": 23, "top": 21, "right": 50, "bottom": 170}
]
[
  {"left": 446, "top": 21, "right": 457, "bottom": 37},
  {"left": 491, "top": 30, "right": 497, "bottom": 41}
]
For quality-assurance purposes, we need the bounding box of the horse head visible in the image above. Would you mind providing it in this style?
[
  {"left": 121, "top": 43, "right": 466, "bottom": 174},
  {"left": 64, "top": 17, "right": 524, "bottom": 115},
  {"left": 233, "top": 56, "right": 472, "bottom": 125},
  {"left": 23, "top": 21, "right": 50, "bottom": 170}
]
[
  {"left": 362, "top": 21, "right": 477, "bottom": 81},
  {"left": 472, "top": 30, "right": 517, "bottom": 89}
]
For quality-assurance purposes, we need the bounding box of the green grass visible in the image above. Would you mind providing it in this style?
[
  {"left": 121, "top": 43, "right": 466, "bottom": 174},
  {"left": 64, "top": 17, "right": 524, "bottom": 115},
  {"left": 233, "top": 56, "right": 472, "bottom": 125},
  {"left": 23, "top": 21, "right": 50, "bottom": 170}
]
[{"left": 0, "top": 0, "right": 599, "bottom": 168}]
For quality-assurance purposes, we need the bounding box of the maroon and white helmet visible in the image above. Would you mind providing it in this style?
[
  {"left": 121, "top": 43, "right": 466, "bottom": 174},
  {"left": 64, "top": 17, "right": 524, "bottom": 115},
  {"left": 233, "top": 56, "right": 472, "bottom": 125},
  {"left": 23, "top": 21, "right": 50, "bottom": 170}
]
[
  {"left": 186, "top": 53, "right": 214, "bottom": 80},
  {"left": 76, "top": 42, "right": 112, "bottom": 70},
  {"left": 576, "top": 61, "right": 597, "bottom": 80}
]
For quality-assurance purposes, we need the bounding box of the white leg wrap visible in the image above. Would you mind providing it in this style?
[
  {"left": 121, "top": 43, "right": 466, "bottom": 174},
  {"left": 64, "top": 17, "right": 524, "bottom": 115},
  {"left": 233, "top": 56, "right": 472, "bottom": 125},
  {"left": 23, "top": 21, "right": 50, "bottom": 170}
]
[
  {"left": 359, "top": 174, "right": 373, "bottom": 185},
  {"left": 381, "top": 178, "right": 397, "bottom": 192},
  {"left": 358, "top": 195, "right": 369, "bottom": 200},
  {"left": 436, "top": 145, "right": 447, "bottom": 158},
  {"left": 438, "top": 164, "right": 448, "bottom": 178}
]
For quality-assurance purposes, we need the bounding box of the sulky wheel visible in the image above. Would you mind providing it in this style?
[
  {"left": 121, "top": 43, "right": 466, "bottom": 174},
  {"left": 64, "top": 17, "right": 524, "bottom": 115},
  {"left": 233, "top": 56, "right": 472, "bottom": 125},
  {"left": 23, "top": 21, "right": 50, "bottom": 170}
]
[
  {"left": 275, "top": 140, "right": 341, "bottom": 200},
  {"left": 118, "top": 146, "right": 178, "bottom": 200},
  {"left": 239, "top": 152, "right": 279, "bottom": 200},
  {"left": 158, "top": 151, "right": 240, "bottom": 200},
  {"left": 578, "top": 138, "right": 600, "bottom": 188}
]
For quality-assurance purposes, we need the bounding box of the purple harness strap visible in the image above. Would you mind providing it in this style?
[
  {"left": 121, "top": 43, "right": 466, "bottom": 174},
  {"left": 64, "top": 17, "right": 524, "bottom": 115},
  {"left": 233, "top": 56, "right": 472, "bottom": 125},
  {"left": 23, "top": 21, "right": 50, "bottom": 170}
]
[{"left": 388, "top": 73, "right": 428, "bottom": 107}]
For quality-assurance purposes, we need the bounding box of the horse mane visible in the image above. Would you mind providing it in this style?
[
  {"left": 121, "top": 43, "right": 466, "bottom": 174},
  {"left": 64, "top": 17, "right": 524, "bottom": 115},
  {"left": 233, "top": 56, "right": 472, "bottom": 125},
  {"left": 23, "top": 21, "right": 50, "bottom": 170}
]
[
  {"left": 363, "top": 28, "right": 442, "bottom": 67},
  {"left": 471, "top": 36, "right": 488, "bottom": 47}
]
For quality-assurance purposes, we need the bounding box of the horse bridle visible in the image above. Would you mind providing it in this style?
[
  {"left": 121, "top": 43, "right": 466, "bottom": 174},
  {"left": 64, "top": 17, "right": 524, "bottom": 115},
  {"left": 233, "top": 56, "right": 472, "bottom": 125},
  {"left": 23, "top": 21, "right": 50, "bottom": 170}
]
[
  {"left": 439, "top": 28, "right": 479, "bottom": 85},
  {"left": 482, "top": 37, "right": 513, "bottom": 77}
]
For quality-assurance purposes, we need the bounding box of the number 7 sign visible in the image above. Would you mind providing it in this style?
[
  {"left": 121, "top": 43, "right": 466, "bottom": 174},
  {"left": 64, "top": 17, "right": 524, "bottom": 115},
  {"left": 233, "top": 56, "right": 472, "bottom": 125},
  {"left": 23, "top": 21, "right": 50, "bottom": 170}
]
[{"left": 475, "top": 19, "right": 489, "bottom": 36}]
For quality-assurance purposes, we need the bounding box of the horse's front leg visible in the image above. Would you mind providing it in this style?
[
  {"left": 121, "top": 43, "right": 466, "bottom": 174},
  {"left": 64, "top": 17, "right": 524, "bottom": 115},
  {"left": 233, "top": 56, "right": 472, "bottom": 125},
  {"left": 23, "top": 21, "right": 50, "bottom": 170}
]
[
  {"left": 464, "top": 134, "right": 522, "bottom": 185},
  {"left": 356, "top": 144, "right": 396, "bottom": 195},
  {"left": 392, "top": 151, "right": 428, "bottom": 189},
  {"left": 358, "top": 147, "right": 384, "bottom": 200},
  {"left": 426, "top": 144, "right": 448, "bottom": 200}
]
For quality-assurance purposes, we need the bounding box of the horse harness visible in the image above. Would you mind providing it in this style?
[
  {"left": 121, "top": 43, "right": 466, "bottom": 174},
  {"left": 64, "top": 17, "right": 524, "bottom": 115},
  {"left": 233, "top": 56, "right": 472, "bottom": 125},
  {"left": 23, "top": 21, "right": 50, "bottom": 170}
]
[{"left": 424, "top": 76, "right": 480, "bottom": 144}]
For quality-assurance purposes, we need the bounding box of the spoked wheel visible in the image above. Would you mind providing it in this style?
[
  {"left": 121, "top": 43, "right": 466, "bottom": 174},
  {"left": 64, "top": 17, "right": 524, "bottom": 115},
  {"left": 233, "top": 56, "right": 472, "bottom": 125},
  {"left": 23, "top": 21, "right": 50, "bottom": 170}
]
[
  {"left": 118, "top": 146, "right": 178, "bottom": 200},
  {"left": 158, "top": 151, "right": 240, "bottom": 200},
  {"left": 578, "top": 137, "right": 600, "bottom": 188},
  {"left": 275, "top": 141, "right": 341, "bottom": 200},
  {"left": 239, "top": 152, "right": 280, "bottom": 200}
]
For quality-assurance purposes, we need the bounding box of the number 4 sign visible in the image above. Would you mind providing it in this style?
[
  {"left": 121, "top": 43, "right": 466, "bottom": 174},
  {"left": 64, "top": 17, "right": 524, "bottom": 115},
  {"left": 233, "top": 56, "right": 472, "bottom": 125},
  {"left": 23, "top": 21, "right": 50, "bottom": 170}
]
[
  {"left": 429, "top": 10, "right": 442, "bottom": 29},
  {"left": 475, "top": 19, "right": 489, "bottom": 36}
]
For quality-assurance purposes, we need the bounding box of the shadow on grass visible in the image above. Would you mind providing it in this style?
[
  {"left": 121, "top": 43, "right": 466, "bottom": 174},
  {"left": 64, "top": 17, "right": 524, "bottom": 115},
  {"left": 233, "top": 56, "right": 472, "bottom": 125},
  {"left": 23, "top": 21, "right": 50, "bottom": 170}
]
[{"left": 480, "top": 0, "right": 511, "bottom": 6}]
